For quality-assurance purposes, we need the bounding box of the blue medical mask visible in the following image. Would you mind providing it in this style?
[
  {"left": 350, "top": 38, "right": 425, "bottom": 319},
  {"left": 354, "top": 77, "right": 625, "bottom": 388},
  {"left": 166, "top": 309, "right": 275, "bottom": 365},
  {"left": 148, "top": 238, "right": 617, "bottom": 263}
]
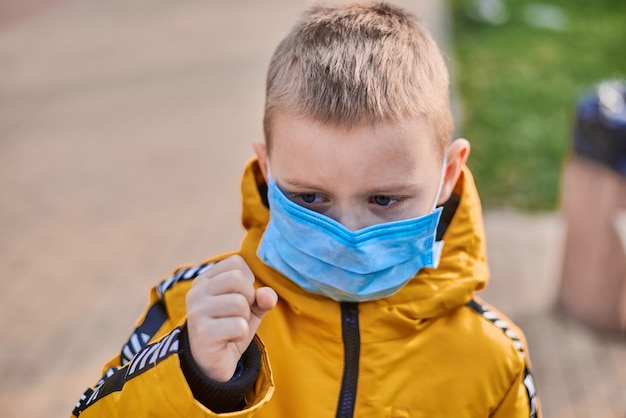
[{"left": 257, "top": 161, "right": 446, "bottom": 302}]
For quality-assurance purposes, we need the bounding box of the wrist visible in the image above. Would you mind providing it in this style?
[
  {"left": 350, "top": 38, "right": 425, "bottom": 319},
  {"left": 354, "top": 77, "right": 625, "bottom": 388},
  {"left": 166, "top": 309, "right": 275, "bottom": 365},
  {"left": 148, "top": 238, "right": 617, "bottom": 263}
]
[{"left": 179, "top": 324, "right": 261, "bottom": 413}]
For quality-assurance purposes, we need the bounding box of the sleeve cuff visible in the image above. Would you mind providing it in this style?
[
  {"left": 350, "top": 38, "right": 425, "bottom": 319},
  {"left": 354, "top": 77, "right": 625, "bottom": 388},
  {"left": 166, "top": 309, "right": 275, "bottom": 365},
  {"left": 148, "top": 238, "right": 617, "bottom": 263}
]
[{"left": 179, "top": 324, "right": 261, "bottom": 413}]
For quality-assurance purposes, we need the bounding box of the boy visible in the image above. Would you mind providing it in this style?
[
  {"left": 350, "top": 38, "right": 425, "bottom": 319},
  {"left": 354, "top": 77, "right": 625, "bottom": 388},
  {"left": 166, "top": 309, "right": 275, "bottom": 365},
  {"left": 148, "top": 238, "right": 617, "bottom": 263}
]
[{"left": 72, "top": 2, "right": 540, "bottom": 417}]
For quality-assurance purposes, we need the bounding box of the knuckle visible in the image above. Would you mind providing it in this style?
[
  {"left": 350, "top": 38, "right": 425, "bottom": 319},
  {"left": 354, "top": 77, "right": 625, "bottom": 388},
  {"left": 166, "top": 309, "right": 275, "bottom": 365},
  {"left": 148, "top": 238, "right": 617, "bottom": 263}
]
[
  {"left": 218, "top": 255, "right": 243, "bottom": 271},
  {"left": 232, "top": 271, "right": 251, "bottom": 288},
  {"left": 191, "top": 320, "right": 217, "bottom": 341},
  {"left": 226, "top": 255, "right": 252, "bottom": 276},
  {"left": 232, "top": 317, "right": 250, "bottom": 337},
  {"left": 186, "top": 295, "right": 200, "bottom": 316},
  {"left": 232, "top": 294, "right": 251, "bottom": 314},
  {"left": 228, "top": 254, "right": 245, "bottom": 265},
  {"left": 186, "top": 288, "right": 210, "bottom": 312},
  {"left": 186, "top": 286, "right": 200, "bottom": 303}
]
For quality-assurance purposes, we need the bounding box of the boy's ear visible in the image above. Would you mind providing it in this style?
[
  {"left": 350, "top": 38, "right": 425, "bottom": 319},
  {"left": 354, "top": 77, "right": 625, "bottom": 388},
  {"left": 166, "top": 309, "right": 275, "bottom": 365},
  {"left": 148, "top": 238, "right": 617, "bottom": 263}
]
[
  {"left": 253, "top": 141, "right": 269, "bottom": 182},
  {"left": 437, "top": 138, "right": 471, "bottom": 206}
]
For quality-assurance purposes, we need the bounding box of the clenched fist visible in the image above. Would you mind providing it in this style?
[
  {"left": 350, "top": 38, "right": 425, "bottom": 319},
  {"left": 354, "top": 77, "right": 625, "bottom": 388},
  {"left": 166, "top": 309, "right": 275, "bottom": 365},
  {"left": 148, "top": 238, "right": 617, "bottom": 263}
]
[{"left": 186, "top": 255, "right": 277, "bottom": 382}]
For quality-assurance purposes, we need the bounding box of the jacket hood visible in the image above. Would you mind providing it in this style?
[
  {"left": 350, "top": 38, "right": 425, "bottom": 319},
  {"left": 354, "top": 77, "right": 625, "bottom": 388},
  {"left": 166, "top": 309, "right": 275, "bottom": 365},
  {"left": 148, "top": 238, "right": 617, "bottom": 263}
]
[{"left": 239, "top": 158, "right": 489, "bottom": 320}]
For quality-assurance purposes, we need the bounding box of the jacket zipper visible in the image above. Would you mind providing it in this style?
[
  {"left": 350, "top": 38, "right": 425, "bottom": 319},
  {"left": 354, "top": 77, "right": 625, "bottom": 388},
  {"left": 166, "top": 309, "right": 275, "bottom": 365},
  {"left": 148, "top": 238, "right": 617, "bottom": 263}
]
[{"left": 336, "top": 302, "right": 360, "bottom": 418}]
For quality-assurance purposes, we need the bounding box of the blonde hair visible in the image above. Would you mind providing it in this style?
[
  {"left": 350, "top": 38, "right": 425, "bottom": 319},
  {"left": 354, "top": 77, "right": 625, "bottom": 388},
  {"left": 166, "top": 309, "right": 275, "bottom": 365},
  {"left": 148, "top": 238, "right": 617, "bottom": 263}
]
[{"left": 263, "top": 1, "right": 453, "bottom": 155}]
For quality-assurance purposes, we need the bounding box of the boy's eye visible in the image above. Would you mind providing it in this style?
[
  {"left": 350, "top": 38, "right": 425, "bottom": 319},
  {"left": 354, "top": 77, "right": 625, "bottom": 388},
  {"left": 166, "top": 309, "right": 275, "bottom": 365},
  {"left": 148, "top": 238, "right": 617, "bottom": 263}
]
[
  {"left": 301, "top": 193, "right": 319, "bottom": 204},
  {"left": 372, "top": 195, "right": 393, "bottom": 206},
  {"left": 289, "top": 192, "right": 327, "bottom": 208}
]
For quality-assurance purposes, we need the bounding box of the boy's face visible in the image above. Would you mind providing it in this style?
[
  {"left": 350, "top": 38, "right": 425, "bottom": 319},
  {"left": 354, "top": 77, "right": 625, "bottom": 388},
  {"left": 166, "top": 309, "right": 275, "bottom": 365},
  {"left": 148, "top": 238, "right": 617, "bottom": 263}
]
[{"left": 258, "top": 112, "right": 446, "bottom": 231}]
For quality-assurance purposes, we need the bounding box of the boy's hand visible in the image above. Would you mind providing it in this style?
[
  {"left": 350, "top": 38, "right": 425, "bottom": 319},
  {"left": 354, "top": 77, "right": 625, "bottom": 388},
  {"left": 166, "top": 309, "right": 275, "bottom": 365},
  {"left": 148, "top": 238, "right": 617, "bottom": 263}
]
[{"left": 186, "top": 255, "right": 278, "bottom": 382}]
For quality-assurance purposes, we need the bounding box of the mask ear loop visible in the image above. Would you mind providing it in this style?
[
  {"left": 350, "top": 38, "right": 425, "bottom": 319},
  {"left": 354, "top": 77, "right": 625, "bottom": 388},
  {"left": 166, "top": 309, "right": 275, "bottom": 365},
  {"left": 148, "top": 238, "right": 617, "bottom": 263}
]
[
  {"left": 265, "top": 161, "right": 274, "bottom": 184},
  {"left": 431, "top": 155, "right": 448, "bottom": 211}
]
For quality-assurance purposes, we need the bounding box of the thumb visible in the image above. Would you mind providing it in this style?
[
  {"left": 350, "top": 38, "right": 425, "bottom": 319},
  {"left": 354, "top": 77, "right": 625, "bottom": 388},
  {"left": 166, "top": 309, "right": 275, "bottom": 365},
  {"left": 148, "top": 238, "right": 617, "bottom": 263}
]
[{"left": 249, "top": 287, "right": 278, "bottom": 331}]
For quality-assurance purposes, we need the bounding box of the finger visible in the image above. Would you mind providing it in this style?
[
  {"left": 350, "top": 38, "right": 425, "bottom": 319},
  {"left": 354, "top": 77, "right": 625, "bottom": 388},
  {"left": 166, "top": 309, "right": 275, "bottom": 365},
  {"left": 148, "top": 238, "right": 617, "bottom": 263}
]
[
  {"left": 193, "top": 316, "right": 250, "bottom": 344},
  {"left": 200, "top": 293, "right": 252, "bottom": 320},
  {"left": 248, "top": 287, "right": 278, "bottom": 333},
  {"left": 199, "top": 255, "right": 254, "bottom": 284},
  {"left": 191, "top": 269, "right": 256, "bottom": 305}
]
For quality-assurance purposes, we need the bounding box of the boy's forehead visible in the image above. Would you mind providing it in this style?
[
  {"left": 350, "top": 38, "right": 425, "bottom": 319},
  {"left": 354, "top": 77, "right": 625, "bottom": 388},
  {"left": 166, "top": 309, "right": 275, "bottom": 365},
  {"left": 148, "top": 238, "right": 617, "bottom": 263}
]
[
  {"left": 268, "top": 112, "right": 442, "bottom": 184},
  {"left": 269, "top": 112, "right": 439, "bottom": 154}
]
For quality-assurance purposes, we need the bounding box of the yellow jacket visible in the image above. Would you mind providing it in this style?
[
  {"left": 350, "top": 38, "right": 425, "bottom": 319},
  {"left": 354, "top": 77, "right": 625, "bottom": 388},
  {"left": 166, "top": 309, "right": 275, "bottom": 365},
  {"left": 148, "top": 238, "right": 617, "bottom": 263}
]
[{"left": 72, "top": 159, "right": 540, "bottom": 417}]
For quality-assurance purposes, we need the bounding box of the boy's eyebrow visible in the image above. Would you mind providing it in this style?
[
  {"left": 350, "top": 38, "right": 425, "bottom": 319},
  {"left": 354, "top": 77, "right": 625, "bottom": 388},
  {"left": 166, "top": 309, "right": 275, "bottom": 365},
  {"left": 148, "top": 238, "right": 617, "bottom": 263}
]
[
  {"left": 280, "top": 178, "right": 325, "bottom": 190},
  {"left": 361, "top": 183, "right": 421, "bottom": 194},
  {"left": 281, "top": 178, "right": 420, "bottom": 194}
]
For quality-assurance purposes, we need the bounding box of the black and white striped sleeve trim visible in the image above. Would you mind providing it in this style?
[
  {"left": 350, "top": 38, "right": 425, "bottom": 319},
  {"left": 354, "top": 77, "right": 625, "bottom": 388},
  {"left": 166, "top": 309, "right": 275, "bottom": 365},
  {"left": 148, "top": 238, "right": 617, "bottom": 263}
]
[
  {"left": 119, "top": 261, "right": 215, "bottom": 365},
  {"left": 73, "top": 328, "right": 182, "bottom": 416},
  {"left": 466, "top": 299, "right": 538, "bottom": 418},
  {"left": 74, "top": 262, "right": 216, "bottom": 416},
  {"left": 156, "top": 262, "right": 215, "bottom": 299},
  {"left": 73, "top": 367, "right": 118, "bottom": 416}
]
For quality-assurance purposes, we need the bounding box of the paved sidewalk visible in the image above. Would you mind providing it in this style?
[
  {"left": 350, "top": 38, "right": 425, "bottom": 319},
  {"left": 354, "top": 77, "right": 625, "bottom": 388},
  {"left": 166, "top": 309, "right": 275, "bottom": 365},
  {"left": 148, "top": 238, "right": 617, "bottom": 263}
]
[{"left": 0, "top": 1, "right": 624, "bottom": 417}]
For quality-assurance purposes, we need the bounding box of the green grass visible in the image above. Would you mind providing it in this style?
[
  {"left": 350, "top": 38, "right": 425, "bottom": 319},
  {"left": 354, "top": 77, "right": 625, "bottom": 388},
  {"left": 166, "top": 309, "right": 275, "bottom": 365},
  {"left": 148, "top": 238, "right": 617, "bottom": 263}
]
[{"left": 448, "top": 0, "right": 626, "bottom": 210}]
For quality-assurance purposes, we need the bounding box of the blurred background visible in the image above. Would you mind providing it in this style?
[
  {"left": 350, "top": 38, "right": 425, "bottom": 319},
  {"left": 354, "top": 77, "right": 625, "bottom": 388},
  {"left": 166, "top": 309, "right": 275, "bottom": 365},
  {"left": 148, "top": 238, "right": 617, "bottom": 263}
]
[
  {"left": 450, "top": 0, "right": 625, "bottom": 210},
  {"left": 0, "top": 0, "right": 624, "bottom": 417}
]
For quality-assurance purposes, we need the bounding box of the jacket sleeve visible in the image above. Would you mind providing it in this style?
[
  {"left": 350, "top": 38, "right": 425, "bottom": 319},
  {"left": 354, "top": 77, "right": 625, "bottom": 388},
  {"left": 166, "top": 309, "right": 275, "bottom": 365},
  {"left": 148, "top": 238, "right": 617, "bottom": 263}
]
[
  {"left": 490, "top": 362, "right": 540, "bottom": 418},
  {"left": 469, "top": 298, "right": 541, "bottom": 418},
  {"left": 71, "top": 260, "right": 274, "bottom": 417}
]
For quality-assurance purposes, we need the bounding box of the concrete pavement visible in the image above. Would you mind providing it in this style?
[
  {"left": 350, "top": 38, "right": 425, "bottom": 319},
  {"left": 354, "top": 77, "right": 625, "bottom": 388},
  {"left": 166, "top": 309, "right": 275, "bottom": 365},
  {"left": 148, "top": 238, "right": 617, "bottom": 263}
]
[{"left": 0, "top": 1, "right": 624, "bottom": 417}]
